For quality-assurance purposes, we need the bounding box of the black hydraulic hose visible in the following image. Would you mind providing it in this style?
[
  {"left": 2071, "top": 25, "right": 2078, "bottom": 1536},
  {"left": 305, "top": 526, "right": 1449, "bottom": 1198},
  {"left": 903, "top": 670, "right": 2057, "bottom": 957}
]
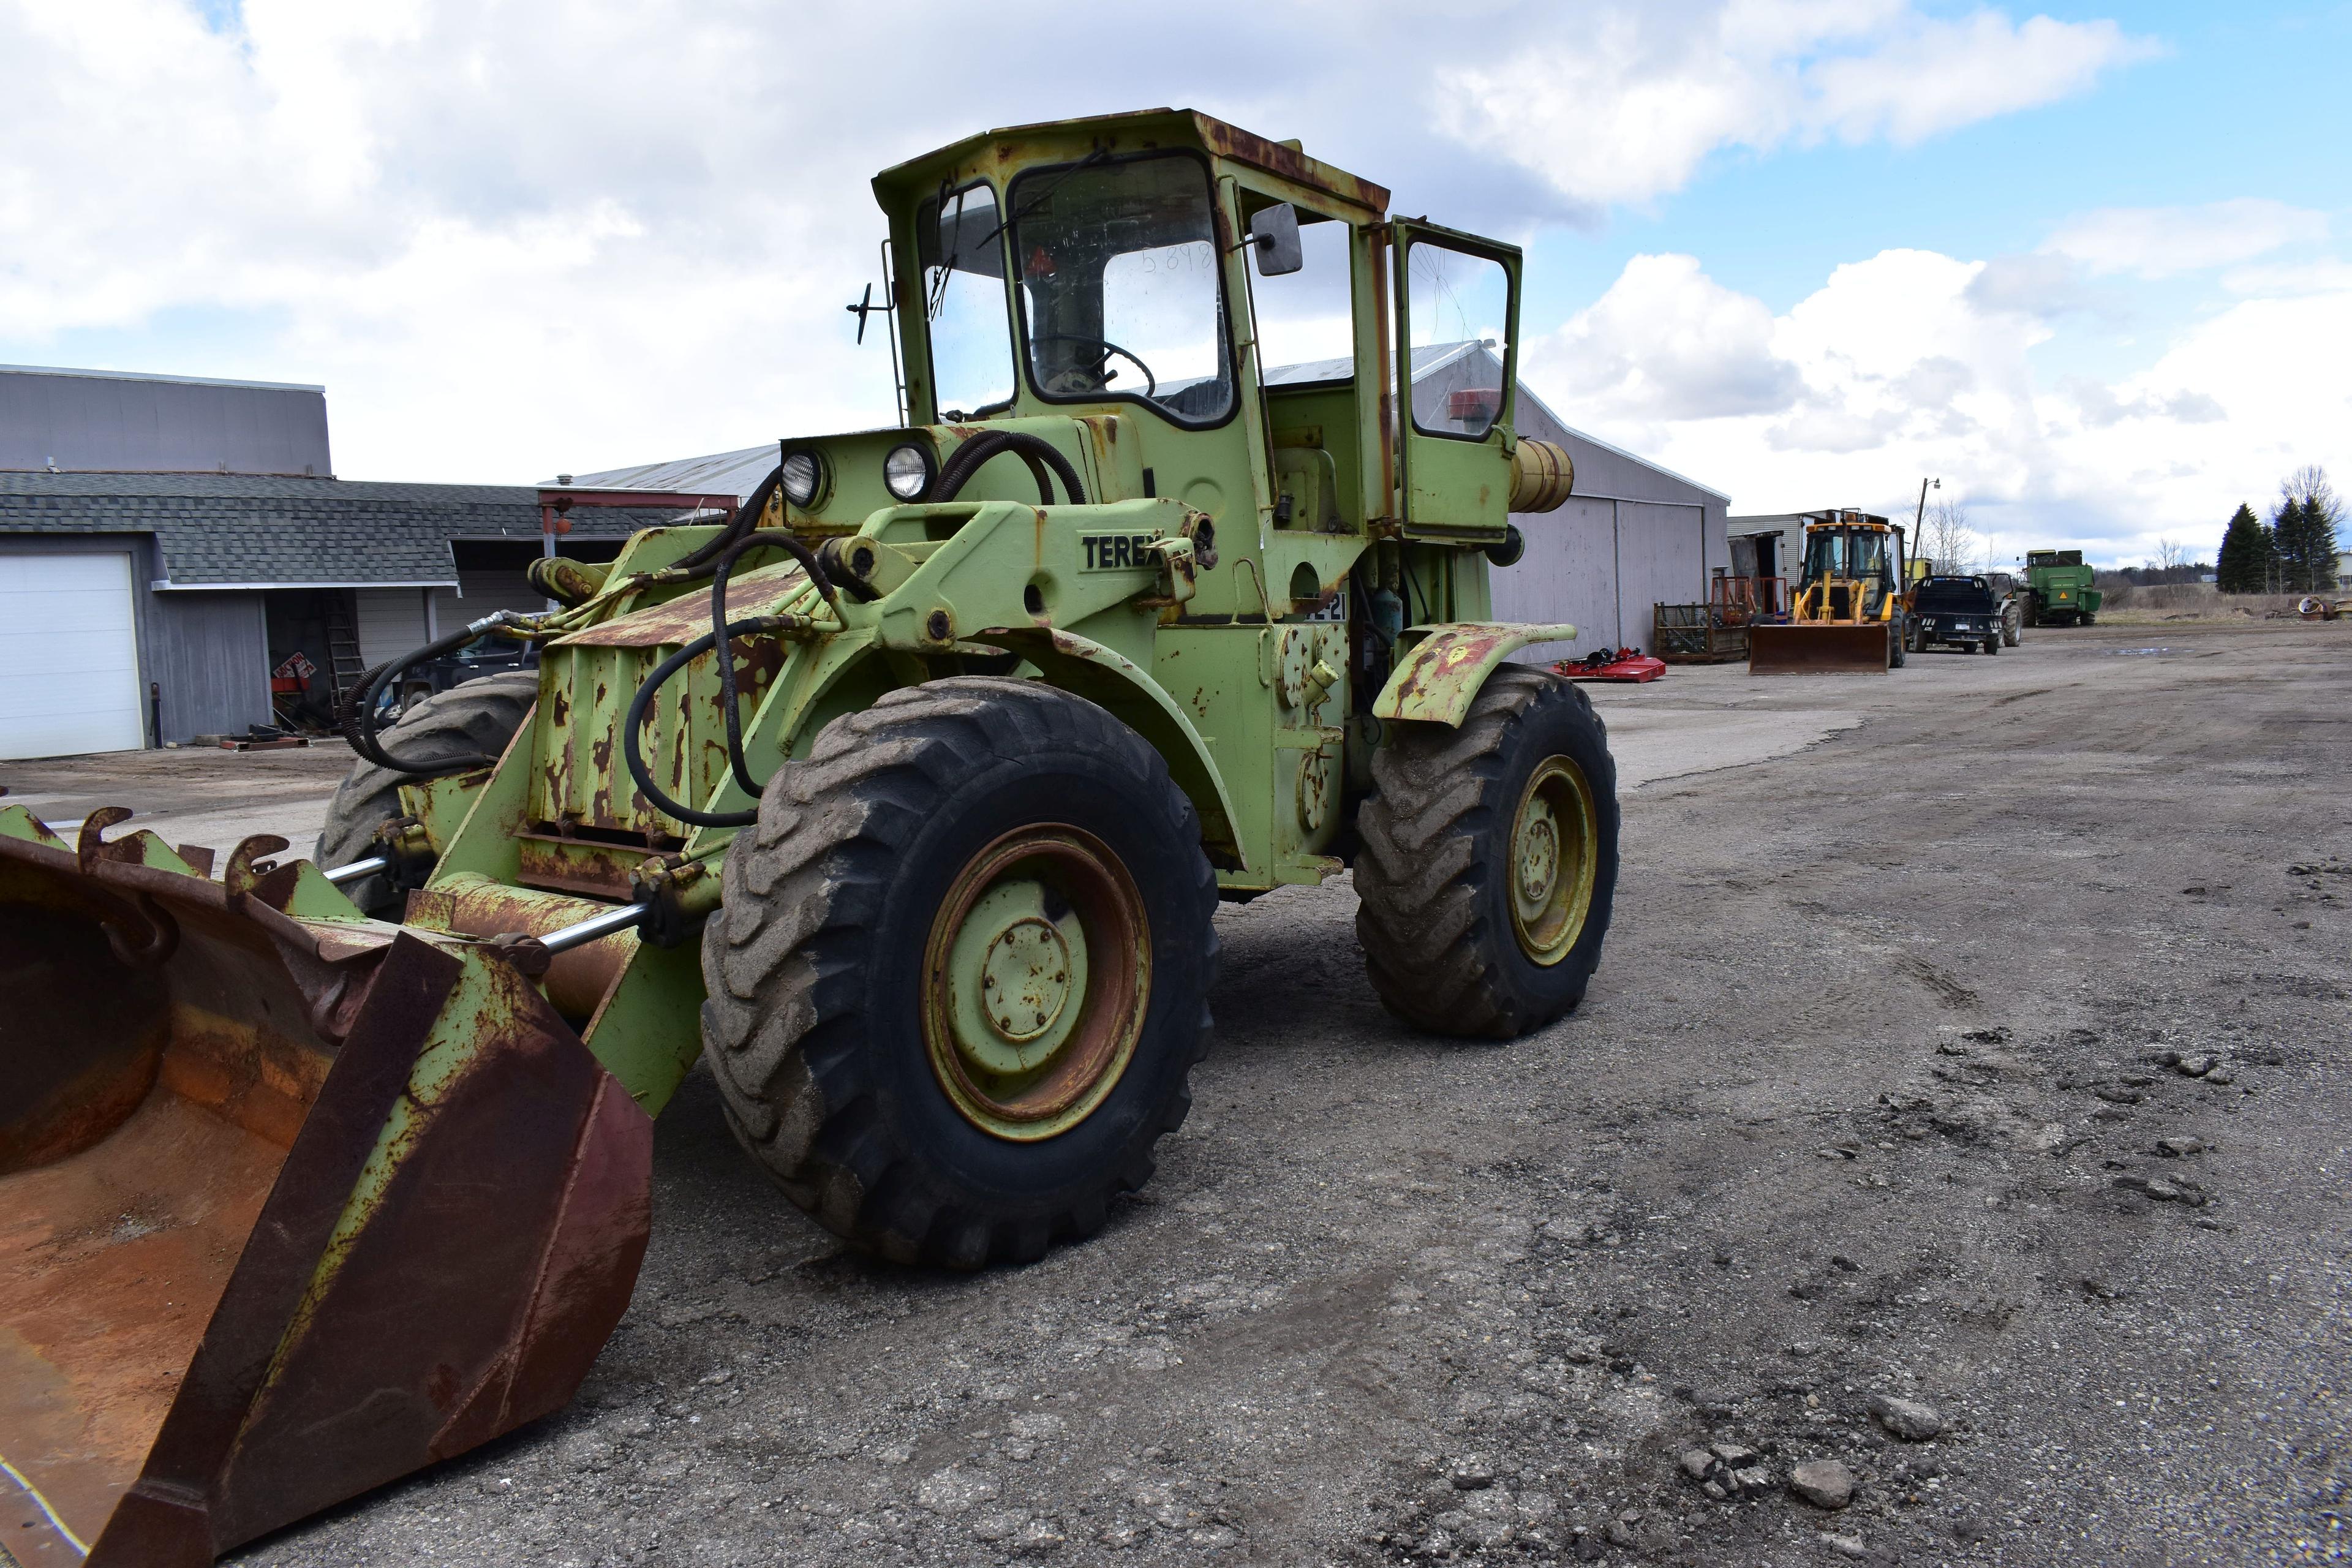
[
  {"left": 932, "top": 431, "right": 1087, "bottom": 507},
  {"left": 621, "top": 620, "right": 780, "bottom": 829},
  {"left": 669, "top": 464, "right": 783, "bottom": 575},
  {"left": 626, "top": 526, "right": 838, "bottom": 826},
  {"left": 709, "top": 537, "right": 779, "bottom": 800},
  {"left": 339, "top": 619, "right": 520, "bottom": 775}
]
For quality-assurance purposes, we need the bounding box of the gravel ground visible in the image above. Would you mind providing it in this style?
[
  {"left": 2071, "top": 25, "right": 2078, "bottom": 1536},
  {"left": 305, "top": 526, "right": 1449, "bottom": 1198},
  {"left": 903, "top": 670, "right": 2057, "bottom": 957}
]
[{"left": 31, "top": 623, "right": 2349, "bottom": 1567}]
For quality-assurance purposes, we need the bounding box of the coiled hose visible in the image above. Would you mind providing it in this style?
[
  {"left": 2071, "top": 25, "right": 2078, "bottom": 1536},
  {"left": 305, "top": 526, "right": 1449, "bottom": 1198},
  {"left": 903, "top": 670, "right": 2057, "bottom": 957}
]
[
  {"left": 932, "top": 430, "right": 1087, "bottom": 505},
  {"left": 337, "top": 614, "right": 530, "bottom": 775},
  {"left": 619, "top": 516, "right": 843, "bottom": 829}
]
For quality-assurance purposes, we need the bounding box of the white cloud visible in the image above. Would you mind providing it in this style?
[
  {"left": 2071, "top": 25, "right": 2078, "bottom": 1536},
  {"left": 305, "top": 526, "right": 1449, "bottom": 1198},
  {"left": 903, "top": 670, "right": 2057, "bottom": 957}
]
[
  {"left": 2046, "top": 199, "right": 2329, "bottom": 279},
  {"left": 1438, "top": 1, "right": 2151, "bottom": 208},
  {"left": 18, "top": 0, "right": 2142, "bottom": 480},
  {"left": 1526, "top": 242, "right": 2352, "bottom": 567},
  {"left": 1528, "top": 254, "right": 1797, "bottom": 420}
]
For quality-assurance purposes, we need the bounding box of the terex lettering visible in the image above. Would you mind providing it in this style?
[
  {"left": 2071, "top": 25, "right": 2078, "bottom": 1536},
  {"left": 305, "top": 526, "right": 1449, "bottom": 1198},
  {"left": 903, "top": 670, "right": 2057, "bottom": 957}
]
[{"left": 1080, "top": 533, "right": 1158, "bottom": 571}]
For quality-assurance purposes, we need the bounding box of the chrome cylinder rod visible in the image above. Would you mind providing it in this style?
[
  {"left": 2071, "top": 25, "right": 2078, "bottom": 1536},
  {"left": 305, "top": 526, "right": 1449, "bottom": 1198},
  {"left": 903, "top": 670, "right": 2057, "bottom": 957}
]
[
  {"left": 323, "top": 855, "right": 391, "bottom": 886},
  {"left": 538, "top": 900, "right": 652, "bottom": 955}
]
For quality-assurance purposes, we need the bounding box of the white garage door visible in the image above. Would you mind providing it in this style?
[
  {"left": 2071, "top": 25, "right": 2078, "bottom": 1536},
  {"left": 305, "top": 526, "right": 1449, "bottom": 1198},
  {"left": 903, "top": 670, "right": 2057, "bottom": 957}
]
[{"left": 0, "top": 553, "right": 145, "bottom": 759}]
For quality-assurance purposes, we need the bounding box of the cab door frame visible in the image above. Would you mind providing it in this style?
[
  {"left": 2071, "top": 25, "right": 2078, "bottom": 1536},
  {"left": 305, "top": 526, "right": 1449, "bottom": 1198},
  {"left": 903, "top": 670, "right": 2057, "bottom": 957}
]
[{"left": 1389, "top": 219, "right": 1523, "bottom": 541}]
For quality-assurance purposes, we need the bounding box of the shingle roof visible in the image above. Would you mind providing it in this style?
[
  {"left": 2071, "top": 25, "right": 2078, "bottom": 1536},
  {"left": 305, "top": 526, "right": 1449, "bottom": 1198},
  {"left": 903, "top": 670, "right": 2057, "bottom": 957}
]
[{"left": 0, "top": 471, "right": 650, "bottom": 587}]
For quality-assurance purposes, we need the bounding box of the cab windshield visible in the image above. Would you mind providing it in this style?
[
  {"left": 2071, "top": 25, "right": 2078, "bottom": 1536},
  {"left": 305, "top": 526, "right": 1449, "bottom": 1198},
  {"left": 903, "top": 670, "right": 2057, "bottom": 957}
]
[
  {"left": 918, "top": 181, "right": 1017, "bottom": 421},
  {"left": 1009, "top": 152, "right": 1234, "bottom": 424},
  {"left": 1803, "top": 529, "right": 1892, "bottom": 584}
]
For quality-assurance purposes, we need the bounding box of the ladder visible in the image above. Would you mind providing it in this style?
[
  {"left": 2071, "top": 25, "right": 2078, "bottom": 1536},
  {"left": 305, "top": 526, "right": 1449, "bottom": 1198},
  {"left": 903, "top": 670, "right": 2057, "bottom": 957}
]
[{"left": 323, "top": 590, "right": 368, "bottom": 704}]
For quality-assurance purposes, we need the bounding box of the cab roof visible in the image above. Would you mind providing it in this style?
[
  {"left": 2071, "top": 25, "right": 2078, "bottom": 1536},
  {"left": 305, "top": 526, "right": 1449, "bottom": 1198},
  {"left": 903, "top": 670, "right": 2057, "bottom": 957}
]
[{"left": 872, "top": 108, "right": 1391, "bottom": 223}]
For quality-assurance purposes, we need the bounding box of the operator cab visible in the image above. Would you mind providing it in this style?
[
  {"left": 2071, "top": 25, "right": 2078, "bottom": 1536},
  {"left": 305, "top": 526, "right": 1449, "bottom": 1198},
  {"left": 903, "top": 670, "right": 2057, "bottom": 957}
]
[
  {"left": 857, "top": 110, "right": 1531, "bottom": 560},
  {"left": 1800, "top": 521, "right": 1902, "bottom": 619}
]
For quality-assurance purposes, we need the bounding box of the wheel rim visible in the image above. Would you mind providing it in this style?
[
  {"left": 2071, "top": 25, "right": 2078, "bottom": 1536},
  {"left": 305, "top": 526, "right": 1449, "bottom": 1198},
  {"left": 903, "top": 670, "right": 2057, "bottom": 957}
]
[
  {"left": 922, "top": 825, "right": 1150, "bottom": 1142},
  {"left": 1506, "top": 756, "right": 1599, "bottom": 967}
]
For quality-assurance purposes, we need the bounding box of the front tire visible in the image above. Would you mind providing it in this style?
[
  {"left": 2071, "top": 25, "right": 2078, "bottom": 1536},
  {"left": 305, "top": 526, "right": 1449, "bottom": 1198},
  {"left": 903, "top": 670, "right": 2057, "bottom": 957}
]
[
  {"left": 1355, "top": 668, "right": 1619, "bottom": 1038},
  {"left": 1889, "top": 622, "right": 1908, "bottom": 668},
  {"left": 699, "top": 678, "right": 1218, "bottom": 1268},
  {"left": 314, "top": 671, "right": 539, "bottom": 914}
]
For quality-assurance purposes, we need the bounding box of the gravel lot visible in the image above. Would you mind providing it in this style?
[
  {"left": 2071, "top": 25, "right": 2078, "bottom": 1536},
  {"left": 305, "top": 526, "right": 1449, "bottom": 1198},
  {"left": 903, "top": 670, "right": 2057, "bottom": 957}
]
[{"left": 17, "top": 623, "right": 2347, "bottom": 1566}]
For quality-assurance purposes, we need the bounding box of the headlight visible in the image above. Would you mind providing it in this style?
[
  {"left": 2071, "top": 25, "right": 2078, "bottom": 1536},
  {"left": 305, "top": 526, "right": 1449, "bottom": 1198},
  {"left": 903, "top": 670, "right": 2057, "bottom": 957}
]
[
  {"left": 779, "top": 449, "right": 826, "bottom": 508},
  {"left": 883, "top": 442, "right": 933, "bottom": 502}
]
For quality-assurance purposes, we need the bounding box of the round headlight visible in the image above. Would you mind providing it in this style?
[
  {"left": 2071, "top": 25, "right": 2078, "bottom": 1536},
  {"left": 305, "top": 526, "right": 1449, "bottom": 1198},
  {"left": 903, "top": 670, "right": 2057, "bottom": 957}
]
[
  {"left": 883, "top": 442, "right": 933, "bottom": 502},
  {"left": 779, "top": 449, "right": 825, "bottom": 508}
]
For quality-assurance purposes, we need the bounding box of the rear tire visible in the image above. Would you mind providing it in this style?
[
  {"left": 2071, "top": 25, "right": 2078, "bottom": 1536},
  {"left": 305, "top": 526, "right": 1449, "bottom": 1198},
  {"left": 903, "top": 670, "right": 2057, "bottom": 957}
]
[
  {"left": 1984, "top": 635, "right": 2000, "bottom": 655},
  {"left": 1355, "top": 668, "right": 1618, "bottom": 1038},
  {"left": 314, "top": 671, "right": 539, "bottom": 914},
  {"left": 699, "top": 678, "right": 1218, "bottom": 1268}
]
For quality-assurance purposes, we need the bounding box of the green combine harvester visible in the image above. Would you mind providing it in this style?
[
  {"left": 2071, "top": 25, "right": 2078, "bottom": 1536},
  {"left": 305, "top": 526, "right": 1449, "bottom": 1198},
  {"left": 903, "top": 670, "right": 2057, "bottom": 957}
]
[
  {"left": 2020, "top": 548, "right": 2103, "bottom": 626},
  {"left": 0, "top": 109, "right": 1618, "bottom": 1562}
]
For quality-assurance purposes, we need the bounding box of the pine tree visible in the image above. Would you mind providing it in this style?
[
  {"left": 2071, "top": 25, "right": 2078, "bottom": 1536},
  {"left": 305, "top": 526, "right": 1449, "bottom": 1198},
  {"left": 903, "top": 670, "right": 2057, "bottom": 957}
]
[
  {"left": 2273, "top": 469, "right": 2342, "bottom": 592},
  {"left": 2216, "top": 502, "right": 2267, "bottom": 592}
]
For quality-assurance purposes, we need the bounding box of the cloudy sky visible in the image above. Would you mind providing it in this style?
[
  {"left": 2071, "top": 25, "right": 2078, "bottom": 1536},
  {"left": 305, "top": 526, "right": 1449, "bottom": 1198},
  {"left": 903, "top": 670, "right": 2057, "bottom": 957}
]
[{"left": 3, "top": 0, "right": 2344, "bottom": 567}]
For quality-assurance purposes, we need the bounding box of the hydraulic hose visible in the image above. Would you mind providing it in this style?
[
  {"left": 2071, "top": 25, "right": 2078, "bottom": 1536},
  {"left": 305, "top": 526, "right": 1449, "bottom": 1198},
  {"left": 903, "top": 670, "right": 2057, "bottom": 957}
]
[
  {"left": 932, "top": 431, "right": 1087, "bottom": 507},
  {"left": 705, "top": 533, "right": 820, "bottom": 801},
  {"left": 620, "top": 620, "right": 782, "bottom": 829},
  {"left": 668, "top": 464, "right": 784, "bottom": 575},
  {"left": 338, "top": 613, "right": 529, "bottom": 775}
]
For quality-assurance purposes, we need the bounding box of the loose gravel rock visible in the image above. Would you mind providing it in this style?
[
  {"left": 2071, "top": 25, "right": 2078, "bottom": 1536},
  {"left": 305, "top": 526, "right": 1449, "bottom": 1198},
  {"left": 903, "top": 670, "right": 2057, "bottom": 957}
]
[
  {"left": 1789, "top": 1457, "right": 1856, "bottom": 1509},
  {"left": 1869, "top": 1395, "right": 1947, "bottom": 1441}
]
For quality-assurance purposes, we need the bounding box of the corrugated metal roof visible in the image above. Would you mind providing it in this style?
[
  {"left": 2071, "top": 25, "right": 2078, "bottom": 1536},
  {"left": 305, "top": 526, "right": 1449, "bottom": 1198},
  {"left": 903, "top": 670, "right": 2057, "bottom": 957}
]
[{"left": 561, "top": 445, "right": 781, "bottom": 499}]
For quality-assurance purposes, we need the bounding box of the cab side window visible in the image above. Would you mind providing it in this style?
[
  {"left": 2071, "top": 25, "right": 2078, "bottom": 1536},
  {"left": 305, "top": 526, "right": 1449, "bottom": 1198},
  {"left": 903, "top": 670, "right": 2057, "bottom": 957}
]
[
  {"left": 1250, "top": 216, "right": 1355, "bottom": 384},
  {"left": 1404, "top": 242, "right": 1510, "bottom": 440}
]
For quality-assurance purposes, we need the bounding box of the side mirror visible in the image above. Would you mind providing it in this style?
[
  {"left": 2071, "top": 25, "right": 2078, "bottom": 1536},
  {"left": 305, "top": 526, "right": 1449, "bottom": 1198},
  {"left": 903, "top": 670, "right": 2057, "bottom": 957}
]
[{"left": 1251, "top": 203, "right": 1303, "bottom": 277}]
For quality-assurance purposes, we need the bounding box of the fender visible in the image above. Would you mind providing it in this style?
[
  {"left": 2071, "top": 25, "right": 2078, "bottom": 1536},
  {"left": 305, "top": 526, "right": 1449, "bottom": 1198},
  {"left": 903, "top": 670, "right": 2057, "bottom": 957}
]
[
  {"left": 977, "top": 625, "right": 1248, "bottom": 872},
  {"left": 1372, "top": 622, "right": 1578, "bottom": 726}
]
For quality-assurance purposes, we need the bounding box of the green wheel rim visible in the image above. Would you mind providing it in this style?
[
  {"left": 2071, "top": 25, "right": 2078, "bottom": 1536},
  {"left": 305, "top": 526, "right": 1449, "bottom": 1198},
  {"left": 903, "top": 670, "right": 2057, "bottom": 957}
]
[
  {"left": 922, "top": 825, "right": 1150, "bottom": 1142},
  {"left": 1506, "top": 755, "right": 1598, "bottom": 967}
]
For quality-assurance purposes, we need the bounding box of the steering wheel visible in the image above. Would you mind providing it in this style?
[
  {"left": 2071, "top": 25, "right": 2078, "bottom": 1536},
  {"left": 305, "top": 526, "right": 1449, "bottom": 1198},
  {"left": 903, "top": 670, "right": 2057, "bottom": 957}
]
[{"left": 1029, "top": 333, "right": 1157, "bottom": 398}]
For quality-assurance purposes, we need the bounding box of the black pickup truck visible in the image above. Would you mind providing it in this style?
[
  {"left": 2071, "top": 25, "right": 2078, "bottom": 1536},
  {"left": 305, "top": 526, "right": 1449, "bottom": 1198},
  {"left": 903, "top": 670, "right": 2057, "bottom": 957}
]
[{"left": 1908, "top": 575, "right": 2005, "bottom": 655}]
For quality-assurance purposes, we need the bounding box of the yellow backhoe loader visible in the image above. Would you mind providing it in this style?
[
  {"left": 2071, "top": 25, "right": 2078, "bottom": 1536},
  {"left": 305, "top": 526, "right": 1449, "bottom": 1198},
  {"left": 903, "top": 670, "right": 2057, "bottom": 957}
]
[{"left": 1749, "top": 511, "right": 1910, "bottom": 674}]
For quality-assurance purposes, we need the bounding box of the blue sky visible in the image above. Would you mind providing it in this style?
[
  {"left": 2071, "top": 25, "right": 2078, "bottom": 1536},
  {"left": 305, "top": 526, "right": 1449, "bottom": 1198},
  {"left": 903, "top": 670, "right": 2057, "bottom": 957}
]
[
  {"left": 1534, "top": 3, "right": 2348, "bottom": 315},
  {"left": 2, "top": 0, "right": 2345, "bottom": 568}
]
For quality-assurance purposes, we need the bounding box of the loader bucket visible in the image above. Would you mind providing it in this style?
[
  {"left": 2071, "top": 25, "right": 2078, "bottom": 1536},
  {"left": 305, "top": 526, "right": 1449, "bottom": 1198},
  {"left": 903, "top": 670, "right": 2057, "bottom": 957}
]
[
  {"left": 1747, "top": 622, "right": 1891, "bottom": 675},
  {"left": 0, "top": 807, "right": 652, "bottom": 1566}
]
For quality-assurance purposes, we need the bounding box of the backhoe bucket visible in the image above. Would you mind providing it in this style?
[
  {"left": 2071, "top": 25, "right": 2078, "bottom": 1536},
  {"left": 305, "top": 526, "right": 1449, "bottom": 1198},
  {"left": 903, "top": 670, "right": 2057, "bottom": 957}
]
[
  {"left": 1747, "top": 622, "right": 1891, "bottom": 674},
  {"left": 0, "top": 807, "right": 651, "bottom": 1566}
]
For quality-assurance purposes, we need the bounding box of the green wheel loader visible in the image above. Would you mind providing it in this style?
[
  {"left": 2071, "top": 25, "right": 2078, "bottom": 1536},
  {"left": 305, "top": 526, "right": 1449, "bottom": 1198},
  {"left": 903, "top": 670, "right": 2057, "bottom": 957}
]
[{"left": 0, "top": 109, "right": 1617, "bottom": 1562}]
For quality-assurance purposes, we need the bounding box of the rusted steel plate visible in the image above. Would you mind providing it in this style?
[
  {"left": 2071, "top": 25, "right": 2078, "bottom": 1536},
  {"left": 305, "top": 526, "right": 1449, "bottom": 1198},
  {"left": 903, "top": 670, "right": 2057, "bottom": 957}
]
[{"left": 558, "top": 559, "right": 810, "bottom": 647}]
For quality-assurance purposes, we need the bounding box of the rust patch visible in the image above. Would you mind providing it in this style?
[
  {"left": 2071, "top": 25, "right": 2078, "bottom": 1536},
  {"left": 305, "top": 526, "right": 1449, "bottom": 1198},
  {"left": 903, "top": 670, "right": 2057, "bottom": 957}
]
[
  {"left": 1194, "top": 114, "right": 1390, "bottom": 217},
  {"left": 560, "top": 560, "right": 810, "bottom": 647},
  {"left": 1373, "top": 623, "right": 1569, "bottom": 726}
]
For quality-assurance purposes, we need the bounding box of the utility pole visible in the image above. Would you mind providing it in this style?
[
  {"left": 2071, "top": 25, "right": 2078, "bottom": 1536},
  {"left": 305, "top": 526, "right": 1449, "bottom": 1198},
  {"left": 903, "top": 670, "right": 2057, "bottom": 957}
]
[{"left": 1914, "top": 476, "right": 1939, "bottom": 570}]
